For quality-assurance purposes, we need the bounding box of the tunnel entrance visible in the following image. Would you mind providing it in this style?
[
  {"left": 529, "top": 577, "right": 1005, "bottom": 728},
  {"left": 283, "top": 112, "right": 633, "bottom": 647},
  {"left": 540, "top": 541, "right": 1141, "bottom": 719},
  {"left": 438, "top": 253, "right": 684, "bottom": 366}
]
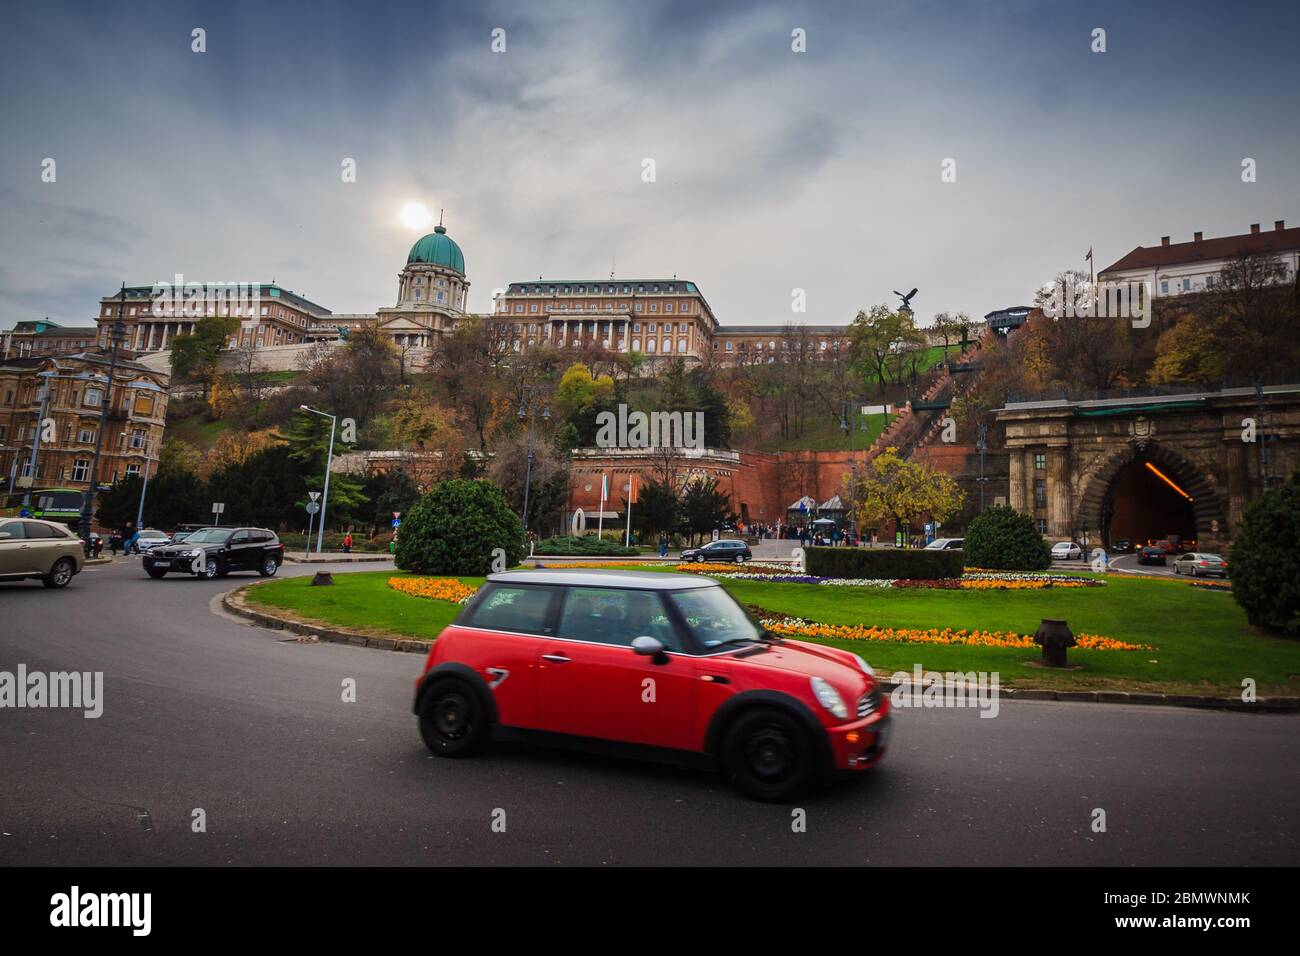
[{"left": 1102, "top": 458, "right": 1197, "bottom": 548}]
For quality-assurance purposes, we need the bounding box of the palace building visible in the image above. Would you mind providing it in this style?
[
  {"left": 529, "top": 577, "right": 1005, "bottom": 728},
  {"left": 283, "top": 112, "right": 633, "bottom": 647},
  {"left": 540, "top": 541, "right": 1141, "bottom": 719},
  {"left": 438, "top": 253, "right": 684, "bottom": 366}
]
[{"left": 74, "top": 219, "right": 858, "bottom": 369}]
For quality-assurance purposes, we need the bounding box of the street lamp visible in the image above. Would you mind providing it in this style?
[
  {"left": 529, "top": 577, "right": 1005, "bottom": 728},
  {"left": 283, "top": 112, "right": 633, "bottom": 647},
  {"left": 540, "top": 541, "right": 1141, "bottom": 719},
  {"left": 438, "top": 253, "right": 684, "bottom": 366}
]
[
  {"left": 976, "top": 422, "right": 988, "bottom": 511},
  {"left": 300, "top": 405, "right": 337, "bottom": 554},
  {"left": 840, "top": 398, "right": 868, "bottom": 545},
  {"left": 518, "top": 386, "right": 550, "bottom": 531},
  {"left": 79, "top": 285, "right": 128, "bottom": 546}
]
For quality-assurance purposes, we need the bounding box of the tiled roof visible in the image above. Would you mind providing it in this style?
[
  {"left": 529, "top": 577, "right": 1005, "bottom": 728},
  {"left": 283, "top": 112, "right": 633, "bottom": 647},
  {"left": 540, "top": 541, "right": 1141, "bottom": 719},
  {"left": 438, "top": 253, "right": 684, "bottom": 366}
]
[{"left": 1099, "top": 223, "right": 1300, "bottom": 275}]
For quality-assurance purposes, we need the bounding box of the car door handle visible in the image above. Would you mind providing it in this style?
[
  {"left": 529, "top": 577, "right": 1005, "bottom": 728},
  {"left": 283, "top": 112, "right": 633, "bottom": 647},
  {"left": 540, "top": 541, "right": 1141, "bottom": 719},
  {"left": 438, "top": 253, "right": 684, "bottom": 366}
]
[{"left": 541, "top": 653, "right": 571, "bottom": 664}]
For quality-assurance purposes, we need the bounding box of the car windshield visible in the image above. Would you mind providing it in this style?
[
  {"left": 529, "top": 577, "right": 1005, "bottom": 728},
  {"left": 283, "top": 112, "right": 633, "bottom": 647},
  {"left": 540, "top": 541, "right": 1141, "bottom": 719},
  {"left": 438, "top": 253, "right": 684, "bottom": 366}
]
[
  {"left": 141, "top": 530, "right": 168, "bottom": 538},
  {"left": 183, "top": 529, "right": 232, "bottom": 545},
  {"left": 669, "top": 586, "right": 763, "bottom": 649}
]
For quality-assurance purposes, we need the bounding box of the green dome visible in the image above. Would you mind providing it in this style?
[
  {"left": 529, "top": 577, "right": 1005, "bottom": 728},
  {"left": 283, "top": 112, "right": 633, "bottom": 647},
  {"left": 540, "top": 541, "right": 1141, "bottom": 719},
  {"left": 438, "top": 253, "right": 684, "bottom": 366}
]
[{"left": 407, "top": 225, "right": 465, "bottom": 273}]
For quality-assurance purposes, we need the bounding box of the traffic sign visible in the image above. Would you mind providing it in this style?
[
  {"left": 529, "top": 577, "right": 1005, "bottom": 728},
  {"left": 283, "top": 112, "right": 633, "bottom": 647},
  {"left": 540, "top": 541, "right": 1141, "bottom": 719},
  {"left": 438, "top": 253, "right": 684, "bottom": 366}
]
[
  {"left": 309, "top": 491, "right": 321, "bottom": 501},
  {"left": 305, "top": 501, "right": 321, "bottom": 515},
  {"left": 211, "top": 502, "right": 225, "bottom": 514}
]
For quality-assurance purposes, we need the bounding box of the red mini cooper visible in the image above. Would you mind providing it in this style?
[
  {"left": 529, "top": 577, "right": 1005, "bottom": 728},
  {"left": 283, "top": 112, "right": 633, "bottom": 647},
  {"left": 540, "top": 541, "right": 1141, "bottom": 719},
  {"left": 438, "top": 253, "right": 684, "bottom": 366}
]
[{"left": 412, "top": 570, "right": 890, "bottom": 801}]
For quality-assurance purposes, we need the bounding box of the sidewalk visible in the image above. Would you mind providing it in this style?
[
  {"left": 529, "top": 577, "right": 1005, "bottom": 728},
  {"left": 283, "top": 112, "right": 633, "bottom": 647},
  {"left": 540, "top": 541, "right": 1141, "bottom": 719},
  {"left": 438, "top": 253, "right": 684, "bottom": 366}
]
[{"left": 284, "top": 551, "right": 395, "bottom": 563}]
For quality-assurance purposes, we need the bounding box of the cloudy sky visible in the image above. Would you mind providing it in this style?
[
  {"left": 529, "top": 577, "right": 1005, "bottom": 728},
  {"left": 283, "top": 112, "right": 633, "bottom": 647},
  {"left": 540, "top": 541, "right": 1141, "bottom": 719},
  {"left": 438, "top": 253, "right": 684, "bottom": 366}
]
[{"left": 1, "top": 0, "right": 1296, "bottom": 329}]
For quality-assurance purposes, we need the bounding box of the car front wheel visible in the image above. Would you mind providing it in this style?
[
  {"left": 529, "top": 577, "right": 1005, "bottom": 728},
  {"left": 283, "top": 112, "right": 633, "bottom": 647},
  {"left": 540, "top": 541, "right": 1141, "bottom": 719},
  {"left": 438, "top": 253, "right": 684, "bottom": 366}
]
[
  {"left": 200, "top": 557, "right": 220, "bottom": 580},
  {"left": 418, "top": 678, "right": 488, "bottom": 757},
  {"left": 722, "top": 707, "right": 818, "bottom": 802},
  {"left": 42, "top": 557, "right": 76, "bottom": 589},
  {"left": 146, "top": 566, "right": 167, "bottom": 579}
]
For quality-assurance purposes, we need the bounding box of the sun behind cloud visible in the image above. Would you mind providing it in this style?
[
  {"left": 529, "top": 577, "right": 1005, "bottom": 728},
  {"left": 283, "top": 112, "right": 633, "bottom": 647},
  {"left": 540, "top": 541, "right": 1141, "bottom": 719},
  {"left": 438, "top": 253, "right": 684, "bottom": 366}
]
[{"left": 399, "top": 202, "right": 434, "bottom": 231}]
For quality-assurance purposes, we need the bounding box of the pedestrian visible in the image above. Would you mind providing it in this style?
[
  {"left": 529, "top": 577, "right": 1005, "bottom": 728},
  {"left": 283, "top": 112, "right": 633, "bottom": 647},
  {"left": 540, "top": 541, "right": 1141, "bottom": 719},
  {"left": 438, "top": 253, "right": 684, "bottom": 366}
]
[
  {"left": 109, "top": 530, "right": 121, "bottom": 556},
  {"left": 342, "top": 531, "right": 353, "bottom": 554},
  {"left": 659, "top": 532, "right": 668, "bottom": 558}
]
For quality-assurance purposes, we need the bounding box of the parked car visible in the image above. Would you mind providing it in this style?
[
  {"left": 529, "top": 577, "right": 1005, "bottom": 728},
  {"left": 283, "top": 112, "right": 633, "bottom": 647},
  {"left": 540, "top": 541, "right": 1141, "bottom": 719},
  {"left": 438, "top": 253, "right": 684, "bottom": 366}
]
[
  {"left": 1137, "top": 545, "right": 1168, "bottom": 566},
  {"left": 412, "top": 570, "right": 891, "bottom": 801},
  {"left": 680, "top": 539, "right": 753, "bottom": 563},
  {"left": 135, "top": 529, "right": 171, "bottom": 553},
  {"left": 925, "top": 537, "right": 964, "bottom": 550},
  {"left": 143, "top": 526, "right": 284, "bottom": 579},
  {"left": 1051, "top": 541, "right": 1083, "bottom": 560},
  {"left": 1172, "top": 552, "right": 1228, "bottom": 578},
  {"left": 0, "top": 517, "right": 84, "bottom": 588}
]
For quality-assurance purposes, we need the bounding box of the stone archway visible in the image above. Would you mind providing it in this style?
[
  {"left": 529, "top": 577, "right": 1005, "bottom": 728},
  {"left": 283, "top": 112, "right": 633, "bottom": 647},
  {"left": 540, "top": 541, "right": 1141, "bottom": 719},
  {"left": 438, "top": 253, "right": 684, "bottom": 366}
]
[{"left": 1076, "top": 440, "right": 1227, "bottom": 545}]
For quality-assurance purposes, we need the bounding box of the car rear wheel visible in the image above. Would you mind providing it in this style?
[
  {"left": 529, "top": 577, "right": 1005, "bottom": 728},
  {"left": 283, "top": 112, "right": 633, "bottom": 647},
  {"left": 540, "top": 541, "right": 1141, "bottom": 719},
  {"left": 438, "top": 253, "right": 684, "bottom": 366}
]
[
  {"left": 258, "top": 556, "right": 279, "bottom": 577},
  {"left": 418, "top": 678, "right": 488, "bottom": 757},
  {"left": 722, "top": 707, "right": 817, "bottom": 802},
  {"left": 146, "top": 567, "right": 167, "bottom": 579},
  {"left": 201, "top": 557, "right": 220, "bottom": 580},
  {"left": 42, "top": 557, "right": 76, "bottom": 589}
]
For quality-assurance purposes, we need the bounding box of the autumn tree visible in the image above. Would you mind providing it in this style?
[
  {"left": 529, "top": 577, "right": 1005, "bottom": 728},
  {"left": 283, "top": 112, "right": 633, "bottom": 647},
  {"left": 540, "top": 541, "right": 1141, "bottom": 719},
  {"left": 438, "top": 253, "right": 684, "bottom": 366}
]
[{"left": 846, "top": 447, "right": 963, "bottom": 542}]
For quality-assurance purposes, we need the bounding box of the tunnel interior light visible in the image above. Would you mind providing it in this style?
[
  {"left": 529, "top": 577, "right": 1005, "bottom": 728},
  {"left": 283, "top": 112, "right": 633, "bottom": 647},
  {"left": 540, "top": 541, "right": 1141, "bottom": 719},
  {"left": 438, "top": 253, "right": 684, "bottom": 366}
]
[{"left": 1144, "top": 462, "right": 1194, "bottom": 501}]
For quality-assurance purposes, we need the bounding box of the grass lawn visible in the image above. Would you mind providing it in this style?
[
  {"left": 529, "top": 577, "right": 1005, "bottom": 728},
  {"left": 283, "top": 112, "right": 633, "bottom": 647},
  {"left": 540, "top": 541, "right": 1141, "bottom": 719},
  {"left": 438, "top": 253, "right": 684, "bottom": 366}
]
[{"left": 242, "top": 569, "right": 1300, "bottom": 696}]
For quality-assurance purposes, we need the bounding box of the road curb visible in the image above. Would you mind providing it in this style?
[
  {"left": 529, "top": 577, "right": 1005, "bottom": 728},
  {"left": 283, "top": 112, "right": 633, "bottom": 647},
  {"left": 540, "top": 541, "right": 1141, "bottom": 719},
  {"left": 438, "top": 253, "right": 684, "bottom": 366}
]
[
  {"left": 877, "top": 680, "right": 1300, "bottom": 712},
  {"left": 220, "top": 587, "right": 1300, "bottom": 711},
  {"left": 221, "top": 585, "right": 430, "bottom": 654}
]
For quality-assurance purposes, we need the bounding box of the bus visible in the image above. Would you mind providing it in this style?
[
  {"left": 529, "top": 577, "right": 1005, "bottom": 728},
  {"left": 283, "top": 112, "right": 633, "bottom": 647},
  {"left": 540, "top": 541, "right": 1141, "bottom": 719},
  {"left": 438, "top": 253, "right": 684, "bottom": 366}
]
[{"left": 0, "top": 487, "right": 84, "bottom": 527}]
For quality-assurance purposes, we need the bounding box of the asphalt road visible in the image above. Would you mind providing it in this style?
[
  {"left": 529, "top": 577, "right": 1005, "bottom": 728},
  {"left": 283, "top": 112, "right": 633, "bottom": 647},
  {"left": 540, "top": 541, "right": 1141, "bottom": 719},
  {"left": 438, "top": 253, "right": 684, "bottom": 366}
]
[{"left": 1, "top": 557, "right": 1295, "bottom": 866}]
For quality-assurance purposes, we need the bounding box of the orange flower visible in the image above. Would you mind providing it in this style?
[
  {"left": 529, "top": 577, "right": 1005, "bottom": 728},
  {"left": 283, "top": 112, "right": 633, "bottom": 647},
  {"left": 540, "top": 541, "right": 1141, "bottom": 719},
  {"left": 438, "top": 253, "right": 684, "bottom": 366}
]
[{"left": 388, "top": 576, "right": 477, "bottom": 603}]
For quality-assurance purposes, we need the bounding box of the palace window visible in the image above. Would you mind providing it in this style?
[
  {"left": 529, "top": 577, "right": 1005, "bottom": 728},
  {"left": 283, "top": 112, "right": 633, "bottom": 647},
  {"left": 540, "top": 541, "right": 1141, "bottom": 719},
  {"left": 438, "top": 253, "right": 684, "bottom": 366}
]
[
  {"left": 125, "top": 463, "right": 141, "bottom": 477},
  {"left": 1036, "top": 518, "right": 1047, "bottom": 534},
  {"left": 1033, "top": 479, "right": 1047, "bottom": 508},
  {"left": 78, "top": 428, "right": 95, "bottom": 444},
  {"left": 665, "top": 302, "right": 673, "bottom": 312},
  {"left": 72, "top": 459, "right": 90, "bottom": 482},
  {"left": 678, "top": 337, "right": 687, "bottom": 352},
  {"left": 84, "top": 388, "right": 102, "bottom": 407},
  {"left": 1034, "top": 453, "right": 1046, "bottom": 470},
  {"left": 664, "top": 339, "right": 673, "bottom": 353},
  {"left": 725, "top": 341, "right": 734, "bottom": 351}
]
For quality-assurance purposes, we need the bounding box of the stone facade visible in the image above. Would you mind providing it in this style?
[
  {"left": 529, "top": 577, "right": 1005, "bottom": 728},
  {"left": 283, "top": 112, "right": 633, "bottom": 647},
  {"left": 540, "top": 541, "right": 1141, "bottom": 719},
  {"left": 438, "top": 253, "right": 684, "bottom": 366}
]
[{"left": 998, "top": 385, "right": 1300, "bottom": 550}]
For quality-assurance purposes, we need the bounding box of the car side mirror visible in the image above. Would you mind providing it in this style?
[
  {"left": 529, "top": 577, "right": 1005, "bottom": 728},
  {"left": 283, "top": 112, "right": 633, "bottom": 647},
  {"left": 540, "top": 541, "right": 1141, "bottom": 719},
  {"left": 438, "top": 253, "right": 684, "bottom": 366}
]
[{"left": 631, "top": 636, "right": 664, "bottom": 657}]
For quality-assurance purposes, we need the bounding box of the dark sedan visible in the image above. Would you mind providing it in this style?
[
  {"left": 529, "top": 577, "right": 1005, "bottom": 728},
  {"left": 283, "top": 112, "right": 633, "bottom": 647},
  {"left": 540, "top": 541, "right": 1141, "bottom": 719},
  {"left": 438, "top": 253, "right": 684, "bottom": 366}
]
[
  {"left": 143, "top": 526, "right": 284, "bottom": 579},
  {"left": 680, "top": 539, "right": 753, "bottom": 563},
  {"left": 1137, "top": 545, "right": 1168, "bottom": 566}
]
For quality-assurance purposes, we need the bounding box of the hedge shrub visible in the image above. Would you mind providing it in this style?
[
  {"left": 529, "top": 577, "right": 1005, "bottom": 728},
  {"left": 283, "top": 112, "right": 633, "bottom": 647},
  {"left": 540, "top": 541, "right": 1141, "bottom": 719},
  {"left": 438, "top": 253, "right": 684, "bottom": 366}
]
[
  {"left": 962, "top": 505, "right": 1052, "bottom": 570},
  {"left": 394, "top": 479, "right": 525, "bottom": 575},
  {"left": 805, "top": 546, "right": 963, "bottom": 580},
  {"left": 1231, "top": 473, "right": 1300, "bottom": 635},
  {"left": 533, "top": 535, "right": 637, "bottom": 557}
]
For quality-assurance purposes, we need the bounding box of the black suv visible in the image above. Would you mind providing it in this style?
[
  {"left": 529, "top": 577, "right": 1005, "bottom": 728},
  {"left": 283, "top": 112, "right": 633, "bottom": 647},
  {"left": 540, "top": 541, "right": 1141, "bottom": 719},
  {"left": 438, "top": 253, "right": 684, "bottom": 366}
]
[
  {"left": 144, "top": 526, "right": 285, "bottom": 579},
  {"left": 680, "top": 539, "right": 753, "bottom": 563}
]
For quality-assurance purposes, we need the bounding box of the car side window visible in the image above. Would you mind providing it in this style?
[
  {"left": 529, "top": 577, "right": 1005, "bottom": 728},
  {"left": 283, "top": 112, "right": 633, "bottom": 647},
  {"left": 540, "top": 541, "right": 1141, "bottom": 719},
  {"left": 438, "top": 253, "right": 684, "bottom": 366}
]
[
  {"left": 0, "top": 521, "right": 25, "bottom": 540},
  {"left": 557, "top": 587, "right": 680, "bottom": 650},
  {"left": 230, "top": 531, "right": 250, "bottom": 545},
  {"left": 464, "top": 584, "right": 555, "bottom": 635},
  {"left": 23, "top": 522, "right": 57, "bottom": 539}
]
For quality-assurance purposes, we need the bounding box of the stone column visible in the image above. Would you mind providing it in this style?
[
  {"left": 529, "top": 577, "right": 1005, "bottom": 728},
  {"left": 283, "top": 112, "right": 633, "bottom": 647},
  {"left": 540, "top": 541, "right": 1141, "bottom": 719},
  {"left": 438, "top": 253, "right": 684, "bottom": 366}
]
[
  {"left": 1008, "top": 447, "right": 1026, "bottom": 512},
  {"left": 1047, "top": 444, "right": 1072, "bottom": 538}
]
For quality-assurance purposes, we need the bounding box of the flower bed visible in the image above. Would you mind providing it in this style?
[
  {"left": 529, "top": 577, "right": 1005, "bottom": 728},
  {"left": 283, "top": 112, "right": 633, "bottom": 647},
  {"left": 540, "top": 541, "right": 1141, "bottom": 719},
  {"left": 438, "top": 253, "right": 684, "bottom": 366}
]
[
  {"left": 760, "top": 617, "right": 1151, "bottom": 651},
  {"left": 387, "top": 576, "right": 477, "bottom": 604},
  {"left": 678, "top": 563, "right": 1103, "bottom": 590}
]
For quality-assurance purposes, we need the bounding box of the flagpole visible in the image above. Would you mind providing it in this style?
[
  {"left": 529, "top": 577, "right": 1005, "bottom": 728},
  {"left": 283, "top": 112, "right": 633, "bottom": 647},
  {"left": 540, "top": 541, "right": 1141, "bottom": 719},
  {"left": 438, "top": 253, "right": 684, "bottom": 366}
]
[
  {"left": 624, "top": 481, "right": 633, "bottom": 548},
  {"left": 598, "top": 473, "right": 606, "bottom": 537}
]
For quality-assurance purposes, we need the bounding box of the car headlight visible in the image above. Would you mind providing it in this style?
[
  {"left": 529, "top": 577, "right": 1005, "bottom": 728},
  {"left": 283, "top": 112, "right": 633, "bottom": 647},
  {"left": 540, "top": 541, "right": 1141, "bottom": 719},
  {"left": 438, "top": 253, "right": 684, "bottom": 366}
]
[
  {"left": 184, "top": 549, "right": 201, "bottom": 557},
  {"left": 810, "top": 676, "right": 849, "bottom": 720},
  {"left": 851, "top": 653, "right": 875, "bottom": 678}
]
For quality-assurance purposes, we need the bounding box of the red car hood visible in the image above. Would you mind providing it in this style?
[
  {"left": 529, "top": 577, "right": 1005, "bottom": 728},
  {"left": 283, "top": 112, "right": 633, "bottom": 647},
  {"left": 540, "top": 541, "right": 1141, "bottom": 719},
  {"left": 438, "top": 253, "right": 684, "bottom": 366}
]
[{"left": 726, "top": 637, "right": 870, "bottom": 689}]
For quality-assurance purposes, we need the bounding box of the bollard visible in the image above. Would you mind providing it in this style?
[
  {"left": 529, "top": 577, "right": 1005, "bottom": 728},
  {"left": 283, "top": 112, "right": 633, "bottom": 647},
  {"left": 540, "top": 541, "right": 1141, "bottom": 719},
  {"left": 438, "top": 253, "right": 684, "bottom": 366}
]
[{"left": 1034, "top": 618, "right": 1075, "bottom": 667}]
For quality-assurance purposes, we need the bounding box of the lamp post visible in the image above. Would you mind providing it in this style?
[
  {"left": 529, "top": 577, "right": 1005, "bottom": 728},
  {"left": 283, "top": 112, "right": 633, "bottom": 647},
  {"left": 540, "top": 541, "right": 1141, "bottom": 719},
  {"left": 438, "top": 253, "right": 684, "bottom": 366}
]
[
  {"left": 79, "top": 286, "right": 129, "bottom": 546},
  {"left": 840, "top": 398, "right": 866, "bottom": 545},
  {"left": 518, "top": 385, "right": 550, "bottom": 531},
  {"left": 976, "top": 422, "right": 988, "bottom": 511},
  {"left": 300, "top": 405, "right": 337, "bottom": 554}
]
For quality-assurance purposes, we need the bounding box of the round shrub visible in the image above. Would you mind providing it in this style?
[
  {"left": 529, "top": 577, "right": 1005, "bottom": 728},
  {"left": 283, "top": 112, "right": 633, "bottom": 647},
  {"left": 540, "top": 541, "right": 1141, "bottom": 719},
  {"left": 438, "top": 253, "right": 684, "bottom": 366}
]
[
  {"left": 1231, "top": 472, "right": 1300, "bottom": 635},
  {"left": 394, "top": 479, "right": 525, "bottom": 575},
  {"left": 963, "top": 505, "right": 1051, "bottom": 571}
]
